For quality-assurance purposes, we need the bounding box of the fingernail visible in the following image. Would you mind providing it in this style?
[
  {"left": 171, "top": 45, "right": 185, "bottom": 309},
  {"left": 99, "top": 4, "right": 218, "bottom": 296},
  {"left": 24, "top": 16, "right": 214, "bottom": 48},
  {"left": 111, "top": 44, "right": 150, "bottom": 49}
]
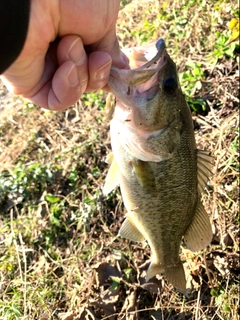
[
  {"left": 67, "top": 65, "right": 79, "bottom": 86},
  {"left": 95, "top": 60, "right": 112, "bottom": 80},
  {"left": 67, "top": 38, "right": 86, "bottom": 65}
]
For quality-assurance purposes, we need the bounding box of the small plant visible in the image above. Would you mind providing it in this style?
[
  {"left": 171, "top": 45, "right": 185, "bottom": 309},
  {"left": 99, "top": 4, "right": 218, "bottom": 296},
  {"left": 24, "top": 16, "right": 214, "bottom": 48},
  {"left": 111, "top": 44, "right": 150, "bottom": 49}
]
[
  {"left": 179, "top": 61, "right": 204, "bottom": 96},
  {"left": 179, "top": 61, "right": 207, "bottom": 113},
  {"left": 0, "top": 162, "right": 60, "bottom": 204},
  {"left": 210, "top": 286, "right": 231, "bottom": 312},
  {"left": 82, "top": 90, "right": 105, "bottom": 109},
  {"left": 228, "top": 18, "right": 239, "bottom": 44},
  {"left": 208, "top": 31, "right": 237, "bottom": 65}
]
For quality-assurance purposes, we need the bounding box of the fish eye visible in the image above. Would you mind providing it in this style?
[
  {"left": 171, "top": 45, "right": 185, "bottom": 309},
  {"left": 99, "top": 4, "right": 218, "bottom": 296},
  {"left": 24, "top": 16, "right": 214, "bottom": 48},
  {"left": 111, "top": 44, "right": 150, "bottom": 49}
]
[{"left": 163, "top": 77, "right": 178, "bottom": 94}]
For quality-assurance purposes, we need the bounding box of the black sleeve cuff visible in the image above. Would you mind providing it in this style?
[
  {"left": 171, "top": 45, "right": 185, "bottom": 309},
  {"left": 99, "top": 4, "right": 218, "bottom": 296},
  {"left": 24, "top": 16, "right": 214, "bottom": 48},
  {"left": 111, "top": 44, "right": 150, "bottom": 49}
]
[{"left": 0, "top": 0, "right": 31, "bottom": 74}]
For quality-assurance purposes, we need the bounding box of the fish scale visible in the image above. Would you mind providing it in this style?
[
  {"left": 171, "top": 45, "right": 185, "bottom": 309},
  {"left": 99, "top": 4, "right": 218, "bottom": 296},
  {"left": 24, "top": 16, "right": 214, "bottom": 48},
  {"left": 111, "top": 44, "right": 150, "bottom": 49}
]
[{"left": 103, "top": 39, "right": 213, "bottom": 291}]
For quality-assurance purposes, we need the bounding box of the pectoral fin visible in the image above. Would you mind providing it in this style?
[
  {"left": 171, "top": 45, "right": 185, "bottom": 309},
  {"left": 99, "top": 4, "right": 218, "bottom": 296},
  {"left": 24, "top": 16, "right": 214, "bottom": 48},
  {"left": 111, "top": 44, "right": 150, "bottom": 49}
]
[
  {"left": 119, "top": 217, "right": 145, "bottom": 242},
  {"left": 131, "top": 159, "right": 155, "bottom": 189},
  {"left": 132, "top": 159, "right": 147, "bottom": 187},
  {"left": 184, "top": 201, "right": 212, "bottom": 252},
  {"left": 197, "top": 150, "right": 213, "bottom": 193},
  {"left": 103, "top": 152, "right": 120, "bottom": 195}
]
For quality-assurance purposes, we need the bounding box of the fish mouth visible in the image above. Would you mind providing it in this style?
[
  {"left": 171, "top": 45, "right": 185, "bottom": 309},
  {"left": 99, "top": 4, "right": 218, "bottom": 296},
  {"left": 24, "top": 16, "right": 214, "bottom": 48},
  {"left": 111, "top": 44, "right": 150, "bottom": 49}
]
[
  {"left": 108, "top": 39, "right": 180, "bottom": 162},
  {"left": 108, "top": 38, "right": 169, "bottom": 134},
  {"left": 108, "top": 39, "right": 168, "bottom": 108}
]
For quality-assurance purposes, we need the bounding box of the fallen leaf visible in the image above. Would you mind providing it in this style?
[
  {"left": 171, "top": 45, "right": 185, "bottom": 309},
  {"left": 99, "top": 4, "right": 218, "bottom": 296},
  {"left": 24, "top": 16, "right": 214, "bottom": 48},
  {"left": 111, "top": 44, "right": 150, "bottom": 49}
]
[
  {"left": 95, "top": 262, "right": 122, "bottom": 287},
  {"left": 39, "top": 312, "right": 50, "bottom": 320},
  {"left": 58, "top": 312, "right": 75, "bottom": 320},
  {"left": 120, "top": 289, "right": 137, "bottom": 320}
]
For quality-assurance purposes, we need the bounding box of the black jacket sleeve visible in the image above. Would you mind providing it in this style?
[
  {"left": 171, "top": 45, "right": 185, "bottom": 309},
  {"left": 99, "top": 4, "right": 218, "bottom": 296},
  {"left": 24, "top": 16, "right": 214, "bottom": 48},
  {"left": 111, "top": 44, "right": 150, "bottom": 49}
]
[{"left": 0, "top": 0, "right": 30, "bottom": 74}]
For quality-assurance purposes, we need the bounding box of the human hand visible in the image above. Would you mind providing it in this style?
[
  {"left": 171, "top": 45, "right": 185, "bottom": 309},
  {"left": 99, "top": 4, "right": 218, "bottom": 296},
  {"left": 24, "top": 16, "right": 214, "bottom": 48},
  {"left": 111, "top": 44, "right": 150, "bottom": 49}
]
[{"left": 1, "top": 0, "right": 128, "bottom": 110}]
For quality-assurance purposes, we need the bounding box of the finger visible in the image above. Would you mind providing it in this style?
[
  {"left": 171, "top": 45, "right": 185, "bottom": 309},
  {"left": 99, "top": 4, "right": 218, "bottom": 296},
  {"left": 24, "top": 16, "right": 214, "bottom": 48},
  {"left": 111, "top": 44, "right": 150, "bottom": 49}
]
[
  {"left": 88, "top": 28, "right": 129, "bottom": 69},
  {"left": 48, "top": 60, "right": 82, "bottom": 110},
  {"left": 85, "top": 51, "right": 112, "bottom": 93},
  {"left": 47, "top": 36, "right": 88, "bottom": 109},
  {"left": 27, "top": 36, "right": 88, "bottom": 110}
]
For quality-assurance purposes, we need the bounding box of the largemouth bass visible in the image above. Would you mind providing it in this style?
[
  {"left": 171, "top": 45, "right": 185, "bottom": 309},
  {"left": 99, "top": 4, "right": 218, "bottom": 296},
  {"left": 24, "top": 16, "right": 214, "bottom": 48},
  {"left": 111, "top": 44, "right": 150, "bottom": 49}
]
[{"left": 103, "top": 39, "right": 212, "bottom": 291}]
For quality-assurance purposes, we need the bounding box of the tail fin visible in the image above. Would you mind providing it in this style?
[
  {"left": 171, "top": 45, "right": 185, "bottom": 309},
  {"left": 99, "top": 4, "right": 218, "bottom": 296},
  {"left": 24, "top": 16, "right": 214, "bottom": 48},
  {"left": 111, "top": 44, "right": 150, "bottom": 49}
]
[{"left": 146, "top": 261, "right": 186, "bottom": 291}]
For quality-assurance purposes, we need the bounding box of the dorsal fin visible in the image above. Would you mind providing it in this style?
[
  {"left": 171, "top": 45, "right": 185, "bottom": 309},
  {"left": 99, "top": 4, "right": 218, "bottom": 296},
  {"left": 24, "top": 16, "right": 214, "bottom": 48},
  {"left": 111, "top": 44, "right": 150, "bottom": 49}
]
[
  {"left": 197, "top": 150, "right": 213, "bottom": 193},
  {"left": 184, "top": 201, "right": 212, "bottom": 252},
  {"left": 103, "top": 152, "right": 120, "bottom": 195}
]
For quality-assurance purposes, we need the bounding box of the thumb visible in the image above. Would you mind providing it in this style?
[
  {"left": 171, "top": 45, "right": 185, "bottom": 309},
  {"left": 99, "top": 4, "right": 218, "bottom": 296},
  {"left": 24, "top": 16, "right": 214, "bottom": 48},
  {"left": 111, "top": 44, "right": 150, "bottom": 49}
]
[{"left": 88, "top": 28, "right": 129, "bottom": 69}]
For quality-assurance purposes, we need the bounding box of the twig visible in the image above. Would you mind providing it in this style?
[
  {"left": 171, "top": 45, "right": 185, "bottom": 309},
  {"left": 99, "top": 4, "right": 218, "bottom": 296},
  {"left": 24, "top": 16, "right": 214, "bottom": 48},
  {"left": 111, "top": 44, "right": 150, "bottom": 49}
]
[
  {"left": 195, "top": 287, "right": 201, "bottom": 320},
  {"left": 18, "top": 232, "right": 27, "bottom": 316}
]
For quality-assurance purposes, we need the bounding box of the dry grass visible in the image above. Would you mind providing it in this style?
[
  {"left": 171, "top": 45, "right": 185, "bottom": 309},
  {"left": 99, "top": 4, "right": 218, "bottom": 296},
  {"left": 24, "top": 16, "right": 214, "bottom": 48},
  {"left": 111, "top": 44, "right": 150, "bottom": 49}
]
[{"left": 0, "top": 1, "right": 239, "bottom": 319}]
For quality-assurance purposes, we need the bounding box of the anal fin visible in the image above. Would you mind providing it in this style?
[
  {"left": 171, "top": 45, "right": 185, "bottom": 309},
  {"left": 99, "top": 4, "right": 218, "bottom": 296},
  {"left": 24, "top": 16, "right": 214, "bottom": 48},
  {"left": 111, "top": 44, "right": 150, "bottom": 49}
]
[
  {"left": 119, "top": 217, "right": 145, "bottom": 242},
  {"left": 184, "top": 201, "right": 212, "bottom": 252}
]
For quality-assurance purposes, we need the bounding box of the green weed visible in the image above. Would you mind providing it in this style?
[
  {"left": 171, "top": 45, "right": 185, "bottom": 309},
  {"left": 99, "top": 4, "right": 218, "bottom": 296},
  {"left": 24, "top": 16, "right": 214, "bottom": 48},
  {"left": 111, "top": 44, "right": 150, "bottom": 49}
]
[
  {"left": 82, "top": 90, "right": 105, "bottom": 109},
  {"left": 0, "top": 162, "right": 60, "bottom": 204},
  {"left": 179, "top": 61, "right": 207, "bottom": 113},
  {"left": 208, "top": 31, "right": 237, "bottom": 65}
]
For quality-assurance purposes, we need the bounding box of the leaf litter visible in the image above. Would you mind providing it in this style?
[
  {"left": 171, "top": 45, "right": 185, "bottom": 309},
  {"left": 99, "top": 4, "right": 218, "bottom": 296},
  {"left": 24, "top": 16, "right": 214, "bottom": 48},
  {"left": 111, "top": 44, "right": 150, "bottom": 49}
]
[{"left": 0, "top": 0, "right": 239, "bottom": 319}]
